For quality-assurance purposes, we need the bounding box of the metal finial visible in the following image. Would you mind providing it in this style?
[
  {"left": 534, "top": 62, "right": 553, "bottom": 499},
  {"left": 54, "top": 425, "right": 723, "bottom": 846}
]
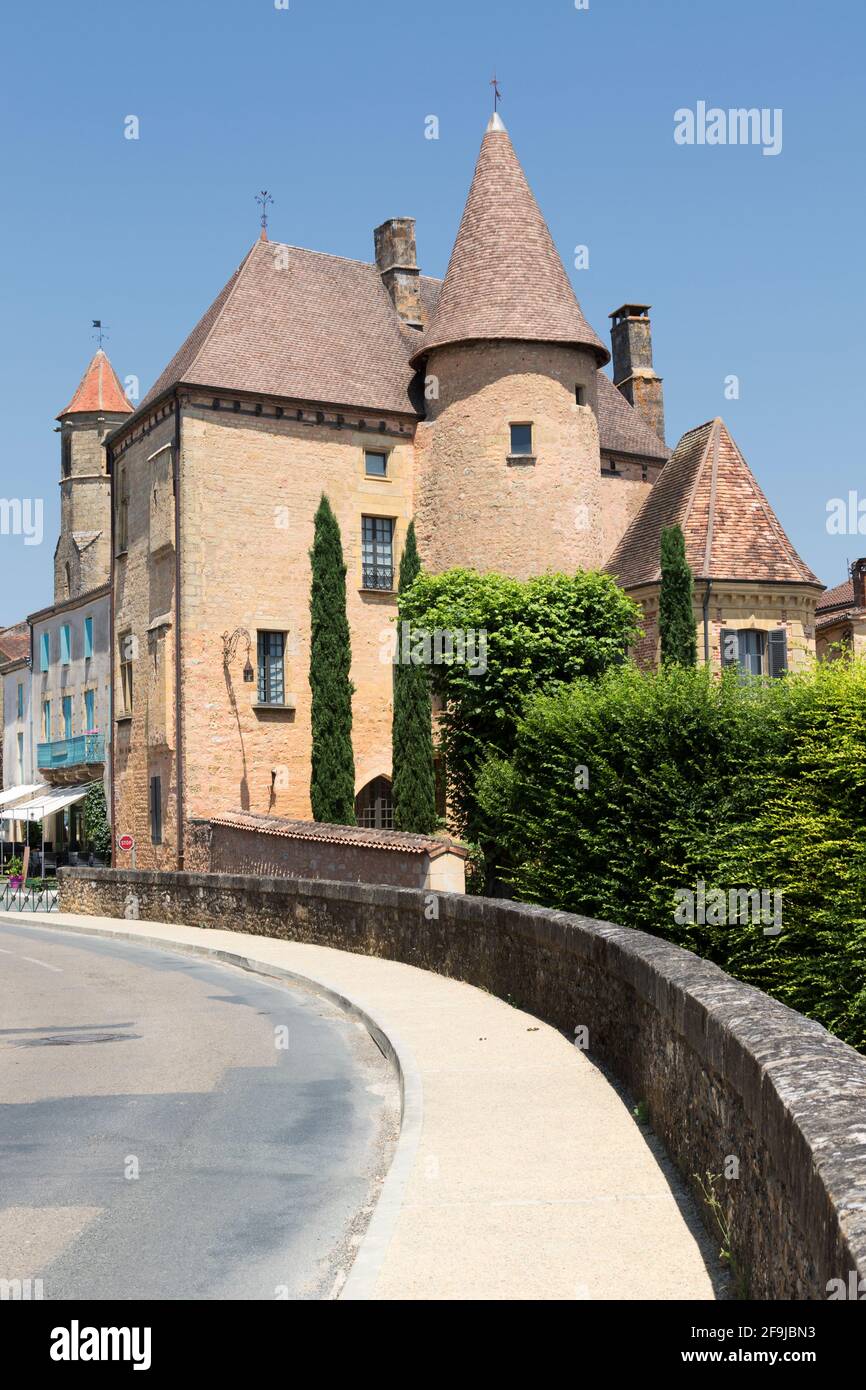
[
  {"left": 92, "top": 319, "right": 108, "bottom": 349},
  {"left": 490, "top": 73, "right": 502, "bottom": 112},
  {"left": 255, "top": 190, "right": 273, "bottom": 234}
]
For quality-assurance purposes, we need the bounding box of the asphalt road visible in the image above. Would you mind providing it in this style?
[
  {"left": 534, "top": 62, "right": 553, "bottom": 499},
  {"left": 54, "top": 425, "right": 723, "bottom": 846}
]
[{"left": 0, "top": 919, "right": 397, "bottom": 1300}]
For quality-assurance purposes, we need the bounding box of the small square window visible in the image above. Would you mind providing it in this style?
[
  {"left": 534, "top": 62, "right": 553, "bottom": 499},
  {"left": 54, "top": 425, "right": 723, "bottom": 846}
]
[
  {"left": 510, "top": 423, "right": 533, "bottom": 457},
  {"left": 365, "top": 451, "right": 388, "bottom": 478}
]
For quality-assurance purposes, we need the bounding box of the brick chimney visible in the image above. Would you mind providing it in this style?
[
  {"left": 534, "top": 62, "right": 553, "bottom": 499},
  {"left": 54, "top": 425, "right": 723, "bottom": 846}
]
[
  {"left": 374, "top": 218, "right": 424, "bottom": 329},
  {"left": 852, "top": 557, "right": 866, "bottom": 609},
  {"left": 609, "top": 304, "right": 665, "bottom": 443}
]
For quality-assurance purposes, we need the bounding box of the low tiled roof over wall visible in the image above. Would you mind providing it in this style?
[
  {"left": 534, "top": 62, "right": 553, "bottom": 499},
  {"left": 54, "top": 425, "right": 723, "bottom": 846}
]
[{"left": 208, "top": 811, "right": 467, "bottom": 859}]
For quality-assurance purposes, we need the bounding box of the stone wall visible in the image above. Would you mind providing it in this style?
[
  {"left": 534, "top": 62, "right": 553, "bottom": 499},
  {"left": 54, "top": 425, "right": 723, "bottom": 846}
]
[
  {"left": 415, "top": 340, "right": 605, "bottom": 576},
  {"left": 59, "top": 866, "right": 866, "bottom": 1301},
  {"left": 186, "top": 816, "right": 467, "bottom": 892}
]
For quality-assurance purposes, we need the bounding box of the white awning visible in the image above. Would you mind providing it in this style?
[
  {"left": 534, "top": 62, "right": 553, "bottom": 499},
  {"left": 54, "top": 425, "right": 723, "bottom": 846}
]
[
  {"left": 0, "top": 783, "right": 48, "bottom": 809},
  {"left": 0, "top": 782, "right": 98, "bottom": 823}
]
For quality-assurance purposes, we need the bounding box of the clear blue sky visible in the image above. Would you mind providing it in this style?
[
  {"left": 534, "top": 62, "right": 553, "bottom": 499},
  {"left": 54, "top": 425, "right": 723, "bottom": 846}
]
[{"left": 2, "top": 0, "right": 864, "bottom": 624}]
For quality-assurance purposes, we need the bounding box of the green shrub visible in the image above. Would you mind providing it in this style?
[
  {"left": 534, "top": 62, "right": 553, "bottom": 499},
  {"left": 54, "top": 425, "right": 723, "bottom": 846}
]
[
  {"left": 399, "top": 568, "right": 641, "bottom": 861},
  {"left": 83, "top": 783, "right": 113, "bottom": 860},
  {"left": 479, "top": 659, "right": 866, "bottom": 1050}
]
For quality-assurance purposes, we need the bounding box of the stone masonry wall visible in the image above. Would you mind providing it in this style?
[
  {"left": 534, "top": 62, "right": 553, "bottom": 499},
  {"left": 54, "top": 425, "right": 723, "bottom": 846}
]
[
  {"left": 415, "top": 341, "right": 605, "bottom": 576},
  {"left": 59, "top": 867, "right": 866, "bottom": 1301}
]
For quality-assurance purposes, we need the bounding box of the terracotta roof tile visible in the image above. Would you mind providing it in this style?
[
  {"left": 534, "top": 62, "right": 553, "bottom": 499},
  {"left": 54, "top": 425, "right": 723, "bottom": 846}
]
[
  {"left": 816, "top": 577, "right": 854, "bottom": 613},
  {"left": 140, "top": 241, "right": 426, "bottom": 416},
  {"left": 0, "top": 623, "right": 29, "bottom": 663},
  {"left": 606, "top": 418, "right": 822, "bottom": 590},
  {"left": 596, "top": 371, "right": 670, "bottom": 461},
  {"left": 57, "top": 350, "right": 132, "bottom": 418},
  {"left": 411, "top": 115, "right": 607, "bottom": 366},
  {"left": 210, "top": 811, "right": 467, "bottom": 858}
]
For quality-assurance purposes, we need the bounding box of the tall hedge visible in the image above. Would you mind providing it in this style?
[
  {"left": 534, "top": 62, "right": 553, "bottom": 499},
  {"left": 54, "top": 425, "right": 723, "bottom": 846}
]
[
  {"left": 309, "top": 495, "right": 356, "bottom": 824},
  {"left": 391, "top": 522, "right": 437, "bottom": 834},
  {"left": 478, "top": 659, "right": 866, "bottom": 1050}
]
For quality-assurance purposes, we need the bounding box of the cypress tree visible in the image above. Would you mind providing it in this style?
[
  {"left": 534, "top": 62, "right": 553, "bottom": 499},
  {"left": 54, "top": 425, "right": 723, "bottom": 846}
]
[
  {"left": 392, "top": 522, "right": 437, "bottom": 834},
  {"left": 659, "top": 523, "right": 698, "bottom": 666},
  {"left": 309, "top": 495, "right": 356, "bottom": 823}
]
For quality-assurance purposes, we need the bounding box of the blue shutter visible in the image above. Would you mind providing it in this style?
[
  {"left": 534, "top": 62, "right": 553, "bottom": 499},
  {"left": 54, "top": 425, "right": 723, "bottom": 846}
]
[
  {"left": 41, "top": 631, "right": 50, "bottom": 671},
  {"left": 84, "top": 616, "right": 93, "bottom": 658}
]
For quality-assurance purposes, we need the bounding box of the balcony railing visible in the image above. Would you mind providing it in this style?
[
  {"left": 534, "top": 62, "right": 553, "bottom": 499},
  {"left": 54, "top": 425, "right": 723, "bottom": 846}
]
[{"left": 37, "top": 733, "right": 105, "bottom": 770}]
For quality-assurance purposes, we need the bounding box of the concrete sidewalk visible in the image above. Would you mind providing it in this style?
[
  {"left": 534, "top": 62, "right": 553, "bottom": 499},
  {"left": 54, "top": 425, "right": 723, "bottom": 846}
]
[{"left": 13, "top": 911, "right": 723, "bottom": 1301}]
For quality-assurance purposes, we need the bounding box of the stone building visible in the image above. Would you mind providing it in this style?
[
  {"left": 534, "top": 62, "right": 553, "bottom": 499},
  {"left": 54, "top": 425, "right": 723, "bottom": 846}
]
[
  {"left": 815, "top": 560, "right": 866, "bottom": 659},
  {"left": 0, "top": 351, "right": 129, "bottom": 861},
  {"left": 105, "top": 113, "right": 817, "bottom": 870},
  {"left": 606, "top": 418, "right": 823, "bottom": 673}
]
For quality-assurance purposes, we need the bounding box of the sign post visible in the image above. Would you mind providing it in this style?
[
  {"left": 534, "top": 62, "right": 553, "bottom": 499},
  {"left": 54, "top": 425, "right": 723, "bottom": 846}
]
[{"left": 117, "top": 833, "right": 136, "bottom": 870}]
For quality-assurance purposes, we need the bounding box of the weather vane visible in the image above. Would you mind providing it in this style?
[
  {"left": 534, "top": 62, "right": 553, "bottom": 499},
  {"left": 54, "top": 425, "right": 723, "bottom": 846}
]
[
  {"left": 255, "top": 190, "right": 273, "bottom": 234},
  {"left": 92, "top": 319, "right": 108, "bottom": 349},
  {"left": 491, "top": 73, "right": 502, "bottom": 112}
]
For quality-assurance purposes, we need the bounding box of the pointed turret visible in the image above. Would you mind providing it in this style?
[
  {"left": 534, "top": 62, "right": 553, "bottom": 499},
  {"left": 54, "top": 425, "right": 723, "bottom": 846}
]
[
  {"left": 606, "top": 418, "right": 820, "bottom": 589},
  {"left": 55, "top": 349, "right": 131, "bottom": 603},
  {"left": 606, "top": 418, "right": 822, "bottom": 672},
  {"left": 411, "top": 113, "right": 607, "bottom": 366},
  {"left": 413, "top": 114, "right": 608, "bottom": 579},
  {"left": 57, "top": 349, "right": 133, "bottom": 419}
]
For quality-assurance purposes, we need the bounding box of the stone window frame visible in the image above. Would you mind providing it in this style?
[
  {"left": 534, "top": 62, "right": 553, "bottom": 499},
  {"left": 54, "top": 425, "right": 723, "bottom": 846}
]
[
  {"left": 364, "top": 448, "right": 390, "bottom": 480},
  {"left": 361, "top": 515, "right": 395, "bottom": 592},
  {"left": 118, "top": 630, "right": 134, "bottom": 719},
  {"left": 508, "top": 421, "right": 535, "bottom": 463},
  {"left": 256, "top": 629, "right": 287, "bottom": 707}
]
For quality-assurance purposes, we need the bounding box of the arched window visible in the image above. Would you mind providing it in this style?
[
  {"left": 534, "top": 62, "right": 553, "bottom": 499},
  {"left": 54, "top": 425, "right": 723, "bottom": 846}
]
[{"left": 355, "top": 776, "right": 393, "bottom": 830}]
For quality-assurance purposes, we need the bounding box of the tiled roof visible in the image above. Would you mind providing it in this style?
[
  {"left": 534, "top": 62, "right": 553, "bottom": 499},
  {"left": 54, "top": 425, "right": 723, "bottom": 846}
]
[
  {"left": 411, "top": 115, "right": 608, "bottom": 367},
  {"left": 57, "top": 350, "right": 133, "bottom": 418},
  {"left": 139, "top": 241, "right": 430, "bottom": 416},
  {"left": 606, "top": 418, "right": 822, "bottom": 590},
  {"left": 0, "top": 623, "right": 29, "bottom": 663},
  {"left": 816, "top": 577, "right": 854, "bottom": 613},
  {"left": 596, "top": 371, "right": 670, "bottom": 461},
  {"left": 210, "top": 811, "right": 467, "bottom": 858}
]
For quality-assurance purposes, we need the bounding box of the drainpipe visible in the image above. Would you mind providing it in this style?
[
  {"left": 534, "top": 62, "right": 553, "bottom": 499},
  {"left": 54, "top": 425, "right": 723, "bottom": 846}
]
[
  {"left": 108, "top": 440, "right": 116, "bottom": 865},
  {"left": 702, "top": 579, "right": 713, "bottom": 666},
  {"left": 173, "top": 392, "right": 185, "bottom": 869}
]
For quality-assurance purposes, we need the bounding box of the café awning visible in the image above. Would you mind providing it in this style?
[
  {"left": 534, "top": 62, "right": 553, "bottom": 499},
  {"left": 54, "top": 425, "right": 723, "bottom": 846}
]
[{"left": 0, "top": 782, "right": 98, "bottom": 823}]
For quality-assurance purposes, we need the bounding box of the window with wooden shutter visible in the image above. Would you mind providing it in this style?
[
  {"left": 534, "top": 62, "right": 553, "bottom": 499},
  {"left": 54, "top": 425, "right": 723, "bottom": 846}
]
[{"left": 768, "top": 629, "right": 788, "bottom": 679}]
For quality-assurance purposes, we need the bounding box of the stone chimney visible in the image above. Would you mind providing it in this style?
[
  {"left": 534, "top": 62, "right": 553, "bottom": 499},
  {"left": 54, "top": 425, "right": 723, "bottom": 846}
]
[
  {"left": 609, "top": 304, "right": 665, "bottom": 443},
  {"left": 374, "top": 218, "right": 424, "bottom": 329},
  {"left": 852, "top": 558, "right": 866, "bottom": 609}
]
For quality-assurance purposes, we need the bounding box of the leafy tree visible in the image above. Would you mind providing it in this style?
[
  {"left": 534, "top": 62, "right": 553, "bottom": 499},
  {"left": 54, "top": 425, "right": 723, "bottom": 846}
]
[
  {"left": 309, "top": 495, "right": 356, "bottom": 824},
  {"left": 391, "top": 522, "right": 437, "bottom": 834},
  {"left": 399, "top": 568, "right": 641, "bottom": 855},
  {"left": 659, "top": 524, "right": 697, "bottom": 666},
  {"left": 83, "top": 782, "right": 113, "bottom": 861}
]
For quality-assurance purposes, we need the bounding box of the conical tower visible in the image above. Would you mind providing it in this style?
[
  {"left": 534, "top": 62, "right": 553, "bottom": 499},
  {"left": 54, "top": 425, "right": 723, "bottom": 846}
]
[
  {"left": 412, "top": 113, "right": 609, "bottom": 576},
  {"left": 55, "top": 349, "right": 132, "bottom": 602}
]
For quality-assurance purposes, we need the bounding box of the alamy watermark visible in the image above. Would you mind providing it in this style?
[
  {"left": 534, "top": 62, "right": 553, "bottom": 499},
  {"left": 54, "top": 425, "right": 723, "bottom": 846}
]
[
  {"left": 381, "top": 622, "right": 488, "bottom": 675},
  {"left": 0, "top": 498, "right": 43, "bottom": 546},
  {"left": 674, "top": 102, "right": 783, "bottom": 157},
  {"left": 674, "top": 881, "right": 782, "bottom": 936}
]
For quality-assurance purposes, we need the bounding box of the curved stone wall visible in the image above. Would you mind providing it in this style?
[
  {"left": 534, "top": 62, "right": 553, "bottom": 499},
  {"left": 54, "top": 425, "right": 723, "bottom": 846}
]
[{"left": 58, "top": 867, "right": 866, "bottom": 1300}]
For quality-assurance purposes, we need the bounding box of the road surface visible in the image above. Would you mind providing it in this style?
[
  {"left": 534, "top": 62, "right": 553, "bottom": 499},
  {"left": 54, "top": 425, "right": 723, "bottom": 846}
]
[{"left": 0, "top": 919, "right": 396, "bottom": 1300}]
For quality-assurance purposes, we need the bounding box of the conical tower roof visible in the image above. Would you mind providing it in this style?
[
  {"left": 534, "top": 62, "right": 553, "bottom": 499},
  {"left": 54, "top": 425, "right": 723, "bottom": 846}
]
[
  {"left": 606, "top": 418, "right": 822, "bottom": 590},
  {"left": 411, "top": 114, "right": 607, "bottom": 366},
  {"left": 57, "top": 349, "right": 133, "bottom": 419}
]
